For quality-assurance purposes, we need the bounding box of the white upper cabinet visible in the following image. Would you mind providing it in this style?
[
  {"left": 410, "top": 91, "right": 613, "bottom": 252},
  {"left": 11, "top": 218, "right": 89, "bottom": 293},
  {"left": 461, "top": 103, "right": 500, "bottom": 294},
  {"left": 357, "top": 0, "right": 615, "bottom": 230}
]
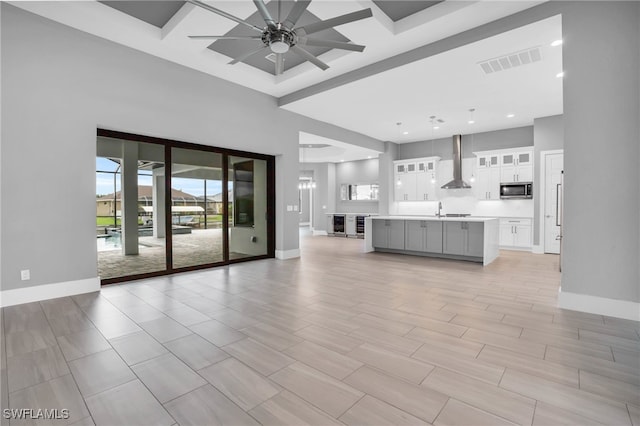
[
  {"left": 475, "top": 167, "right": 501, "bottom": 200},
  {"left": 394, "top": 157, "right": 440, "bottom": 202},
  {"left": 500, "top": 149, "right": 533, "bottom": 183},
  {"left": 474, "top": 148, "right": 534, "bottom": 198},
  {"left": 394, "top": 172, "right": 417, "bottom": 201},
  {"left": 477, "top": 154, "right": 499, "bottom": 169}
]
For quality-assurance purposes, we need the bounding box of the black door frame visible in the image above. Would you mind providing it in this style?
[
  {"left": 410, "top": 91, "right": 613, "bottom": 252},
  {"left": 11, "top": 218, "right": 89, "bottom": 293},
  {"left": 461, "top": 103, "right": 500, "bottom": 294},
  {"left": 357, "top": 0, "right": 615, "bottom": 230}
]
[{"left": 97, "top": 128, "right": 276, "bottom": 285}]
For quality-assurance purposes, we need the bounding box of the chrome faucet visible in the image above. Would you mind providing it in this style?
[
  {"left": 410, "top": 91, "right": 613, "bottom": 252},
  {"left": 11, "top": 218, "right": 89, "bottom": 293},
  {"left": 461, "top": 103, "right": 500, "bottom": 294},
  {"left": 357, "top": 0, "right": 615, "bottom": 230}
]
[{"left": 436, "top": 201, "right": 442, "bottom": 218}]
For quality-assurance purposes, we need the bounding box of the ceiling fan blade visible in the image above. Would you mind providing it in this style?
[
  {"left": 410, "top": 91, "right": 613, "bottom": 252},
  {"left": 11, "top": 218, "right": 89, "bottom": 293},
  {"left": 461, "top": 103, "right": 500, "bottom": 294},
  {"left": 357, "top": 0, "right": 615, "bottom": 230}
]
[
  {"left": 291, "top": 45, "right": 329, "bottom": 71},
  {"left": 275, "top": 53, "right": 285, "bottom": 75},
  {"left": 188, "top": 35, "right": 263, "bottom": 40},
  {"left": 186, "top": 0, "right": 264, "bottom": 33},
  {"left": 295, "top": 8, "right": 372, "bottom": 36},
  {"left": 299, "top": 38, "right": 366, "bottom": 52},
  {"left": 282, "top": 0, "right": 311, "bottom": 29},
  {"left": 253, "top": 0, "right": 277, "bottom": 29},
  {"left": 229, "top": 45, "right": 268, "bottom": 65}
]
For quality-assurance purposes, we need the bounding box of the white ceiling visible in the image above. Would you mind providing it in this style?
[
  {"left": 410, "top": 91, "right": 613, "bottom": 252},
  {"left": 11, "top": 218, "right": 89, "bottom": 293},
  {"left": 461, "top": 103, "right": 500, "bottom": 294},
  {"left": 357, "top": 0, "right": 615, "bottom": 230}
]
[
  {"left": 284, "top": 14, "right": 564, "bottom": 145},
  {"left": 299, "top": 132, "right": 380, "bottom": 163},
  {"left": 11, "top": 1, "right": 563, "bottom": 163}
]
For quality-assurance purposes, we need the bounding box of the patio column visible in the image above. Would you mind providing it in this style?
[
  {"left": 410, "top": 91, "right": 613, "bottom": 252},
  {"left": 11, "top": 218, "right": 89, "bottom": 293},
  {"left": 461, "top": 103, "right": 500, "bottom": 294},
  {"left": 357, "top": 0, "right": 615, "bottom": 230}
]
[
  {"left": 121, "top": 142, "right": 139, "bottom": 255},
  {"left": 153, "top": 167, "right": 166, "bottom": 238}
]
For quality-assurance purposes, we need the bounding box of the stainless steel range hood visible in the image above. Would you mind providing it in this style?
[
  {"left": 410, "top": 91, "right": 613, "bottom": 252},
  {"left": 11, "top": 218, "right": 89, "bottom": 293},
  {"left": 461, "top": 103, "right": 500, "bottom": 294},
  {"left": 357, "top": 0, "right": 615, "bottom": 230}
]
[{"left": 441, "top": 134, "right": 472, "bottom": 189}]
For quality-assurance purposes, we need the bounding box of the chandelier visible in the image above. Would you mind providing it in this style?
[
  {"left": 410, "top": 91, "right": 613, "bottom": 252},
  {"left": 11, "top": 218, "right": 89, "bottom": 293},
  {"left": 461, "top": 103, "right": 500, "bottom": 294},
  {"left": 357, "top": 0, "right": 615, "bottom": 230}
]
[{"left": 298, "top": 180, "right": 316, "bottom": 190}]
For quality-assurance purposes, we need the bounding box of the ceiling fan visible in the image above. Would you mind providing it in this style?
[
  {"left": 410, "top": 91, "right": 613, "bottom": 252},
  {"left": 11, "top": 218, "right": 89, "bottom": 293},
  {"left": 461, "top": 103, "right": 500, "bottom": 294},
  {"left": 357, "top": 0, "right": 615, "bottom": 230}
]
[{"left": 186, "top": 0, "right": 372, "bottom": 75}]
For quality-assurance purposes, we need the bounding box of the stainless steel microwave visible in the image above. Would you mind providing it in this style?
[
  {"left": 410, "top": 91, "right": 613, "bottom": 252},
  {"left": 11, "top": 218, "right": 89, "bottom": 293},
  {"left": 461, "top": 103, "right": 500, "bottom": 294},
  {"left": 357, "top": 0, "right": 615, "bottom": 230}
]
[{"left": 500, "top": 182, "right": 533, "bottom": 199}]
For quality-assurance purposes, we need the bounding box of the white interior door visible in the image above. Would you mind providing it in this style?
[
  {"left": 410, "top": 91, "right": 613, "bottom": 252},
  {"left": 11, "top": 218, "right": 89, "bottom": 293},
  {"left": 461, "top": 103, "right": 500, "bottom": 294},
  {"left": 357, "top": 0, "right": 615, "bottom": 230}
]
[{"left": 544, "top": 153, "right": 564, "bottom": 253}]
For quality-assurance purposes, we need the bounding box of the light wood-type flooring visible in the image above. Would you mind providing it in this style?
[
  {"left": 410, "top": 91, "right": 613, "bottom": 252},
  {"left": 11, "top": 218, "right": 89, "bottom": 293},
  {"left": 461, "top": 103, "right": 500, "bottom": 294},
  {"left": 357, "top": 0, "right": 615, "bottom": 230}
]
[{"left": 2, "top": 231, "right": 639, "bottom": 425}]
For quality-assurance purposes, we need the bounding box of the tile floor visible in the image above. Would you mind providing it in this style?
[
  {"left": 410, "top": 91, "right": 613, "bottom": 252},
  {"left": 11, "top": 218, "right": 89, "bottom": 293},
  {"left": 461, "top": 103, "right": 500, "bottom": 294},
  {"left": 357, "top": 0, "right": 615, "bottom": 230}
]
[{"left": 1, "top": 233, "right": 639, "bottom": 425}]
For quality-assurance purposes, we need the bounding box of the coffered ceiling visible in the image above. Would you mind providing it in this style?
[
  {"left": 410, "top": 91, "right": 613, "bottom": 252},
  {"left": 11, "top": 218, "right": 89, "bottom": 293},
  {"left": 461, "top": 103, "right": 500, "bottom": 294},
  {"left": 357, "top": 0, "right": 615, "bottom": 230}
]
[{"left": 11, "top": 1, "right": 562, "bottom": 162}]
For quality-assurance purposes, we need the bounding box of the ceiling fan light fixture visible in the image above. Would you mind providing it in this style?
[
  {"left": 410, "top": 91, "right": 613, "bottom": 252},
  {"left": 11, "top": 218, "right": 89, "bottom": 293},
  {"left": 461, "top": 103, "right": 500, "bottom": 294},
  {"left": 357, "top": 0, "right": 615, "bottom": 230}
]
[{"left": 270, "top": 40, "right": 290, "bottom": 53}]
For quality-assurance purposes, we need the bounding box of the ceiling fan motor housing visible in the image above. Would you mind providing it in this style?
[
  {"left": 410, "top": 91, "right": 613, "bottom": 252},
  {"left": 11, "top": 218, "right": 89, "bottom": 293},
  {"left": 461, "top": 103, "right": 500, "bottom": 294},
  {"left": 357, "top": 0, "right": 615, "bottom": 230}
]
[{"left": 263, "top": 28, "right": 296, "bottom": 53}]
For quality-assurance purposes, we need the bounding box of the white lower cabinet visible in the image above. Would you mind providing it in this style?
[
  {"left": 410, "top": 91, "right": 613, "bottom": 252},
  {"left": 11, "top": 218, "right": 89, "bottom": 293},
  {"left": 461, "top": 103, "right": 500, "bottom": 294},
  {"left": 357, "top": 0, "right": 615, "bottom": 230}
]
[
  {"left": 443, "top": 221, "right": 484, "bottom": 257},
  {"left": 405, "top": 220, "right": 443, "bottom": 253},
  {"left": 499, "top": 218, "right": 532, "bottom": 249},
  {"left": 372, "top": 219, "right": 405, "bottom": 250}
]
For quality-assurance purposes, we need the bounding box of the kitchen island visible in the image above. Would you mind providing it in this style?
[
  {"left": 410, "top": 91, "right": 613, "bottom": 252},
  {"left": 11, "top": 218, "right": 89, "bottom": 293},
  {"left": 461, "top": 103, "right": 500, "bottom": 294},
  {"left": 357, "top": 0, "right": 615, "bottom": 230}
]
[{"left": 365, "top": 216, "right": 499, "bottom": 265}]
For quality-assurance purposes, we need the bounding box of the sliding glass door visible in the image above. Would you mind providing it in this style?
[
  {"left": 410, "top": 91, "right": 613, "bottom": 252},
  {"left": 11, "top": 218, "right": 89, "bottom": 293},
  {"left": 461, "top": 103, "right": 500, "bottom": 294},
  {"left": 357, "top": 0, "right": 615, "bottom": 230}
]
[
  {"left": 96, "top": 140, "right": 167, "bottom": 280},
  {"left": 96, "top": 130, "right": 274, "bottom": 284},
  {"left": 171, "top": 148, "right": 224, "bottom": 269}
]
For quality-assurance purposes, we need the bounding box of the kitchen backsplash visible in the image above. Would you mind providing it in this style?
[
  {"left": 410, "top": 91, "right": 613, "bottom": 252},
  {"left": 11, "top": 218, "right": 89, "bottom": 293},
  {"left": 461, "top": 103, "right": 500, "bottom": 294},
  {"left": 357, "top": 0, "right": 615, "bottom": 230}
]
[{"left": 392, "top": 195, "right": 534, "bottom": 218}]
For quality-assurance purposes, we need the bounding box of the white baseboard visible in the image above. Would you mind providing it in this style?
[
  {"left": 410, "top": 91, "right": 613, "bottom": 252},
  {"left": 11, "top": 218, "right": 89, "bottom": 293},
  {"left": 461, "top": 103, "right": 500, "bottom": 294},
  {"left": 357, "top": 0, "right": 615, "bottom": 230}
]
[
  {"left": 312, "top": 230, "right": 328, "bottom": 236},
  {"left": 275, "top": 249, "right": 300, "bottom": 260},
  {"left": 500, "top": 246, "right": 532, "bottom": 252},
  {"left": 532, "top": 244, "right": 544, "bottom": 254},
  {"left": 558, "top": 289, "right": 640, "bottom": 322},
  {"left": 0, "top": 277, "right": 100, "bottom": 308}
]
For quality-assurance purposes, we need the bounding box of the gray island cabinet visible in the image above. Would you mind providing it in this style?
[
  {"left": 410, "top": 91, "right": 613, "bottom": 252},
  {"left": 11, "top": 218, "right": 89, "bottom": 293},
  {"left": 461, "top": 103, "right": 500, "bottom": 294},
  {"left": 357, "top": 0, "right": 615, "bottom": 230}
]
[{"left": 365, "top": 216, "right": 499, "bottom": 266}]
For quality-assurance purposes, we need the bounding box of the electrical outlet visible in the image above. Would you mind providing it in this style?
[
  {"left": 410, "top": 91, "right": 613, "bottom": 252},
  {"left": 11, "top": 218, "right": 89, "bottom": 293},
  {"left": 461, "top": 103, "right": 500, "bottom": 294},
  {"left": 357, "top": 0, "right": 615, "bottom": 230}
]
[{"left": 21, "top": 269, "right": 30, "bottom": 281}]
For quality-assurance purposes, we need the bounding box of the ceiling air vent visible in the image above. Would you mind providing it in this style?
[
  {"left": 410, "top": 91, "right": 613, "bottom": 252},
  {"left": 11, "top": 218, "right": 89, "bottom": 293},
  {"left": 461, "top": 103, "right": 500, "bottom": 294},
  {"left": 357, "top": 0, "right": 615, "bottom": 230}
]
[{"left": 478, "top": 47, "right": 542, "bottom": 74}]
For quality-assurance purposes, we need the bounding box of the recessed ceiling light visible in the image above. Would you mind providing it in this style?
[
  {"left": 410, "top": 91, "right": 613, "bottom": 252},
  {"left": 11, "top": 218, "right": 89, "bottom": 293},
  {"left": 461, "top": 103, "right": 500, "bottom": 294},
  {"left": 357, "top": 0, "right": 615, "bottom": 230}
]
[
  {"left": 551, "top": 39, "right": 563, "bottom": 47},
  {"left": 340, "top": 159, "right": 344, "bottom": 162},
  {"left": 433, "top": 126, "right": 440, "bottom": 130},
  {"left": 403, "top": 131, "right": 409, "bottom": 135},
  {"left": 367, "top": 156, "right": 372, "bottom": 159},
  {"left": 468, "top": 120, "right": 475, "bottom": 124},
  {"left": 556, "top": 71, "right": 564, "bottom": 78},
  {"left": 507, "top": 114, "right": 515, "bottom": 118}
]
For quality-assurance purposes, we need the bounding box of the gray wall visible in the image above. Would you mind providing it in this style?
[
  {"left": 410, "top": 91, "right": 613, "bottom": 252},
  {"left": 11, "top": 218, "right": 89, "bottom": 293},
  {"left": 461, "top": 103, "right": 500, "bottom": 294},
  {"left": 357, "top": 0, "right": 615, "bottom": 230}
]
[
  {"left": 562, "top": 2, "right": 639, "bottom": 302},
  {"left": 533, "top": 115, "right": 564, "bottom": 246},
  {"left": 0, "top": 5, "right": 382, "bottom": 291},
  {"left": 335, "top": 158, "right": 379, "bottom": 214},
  {"left": 397, "top": 126, "right": 534, "bottom": 161},
  {"left": 378, "top": 142, "right": 398, "bottom": 216}
]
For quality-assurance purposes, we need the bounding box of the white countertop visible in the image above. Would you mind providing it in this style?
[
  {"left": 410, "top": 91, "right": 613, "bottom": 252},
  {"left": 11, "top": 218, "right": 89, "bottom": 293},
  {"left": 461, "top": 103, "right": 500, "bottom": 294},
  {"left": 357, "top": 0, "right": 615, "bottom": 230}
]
[{"left": 370, "top": 215, "right": 498, "bottom": 222}]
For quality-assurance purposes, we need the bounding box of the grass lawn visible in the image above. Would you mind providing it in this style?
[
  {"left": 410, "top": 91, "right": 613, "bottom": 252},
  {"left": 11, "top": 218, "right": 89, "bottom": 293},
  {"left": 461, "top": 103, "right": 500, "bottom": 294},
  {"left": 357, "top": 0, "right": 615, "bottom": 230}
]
[
  {"left": 98, "top": 215, "right": 223, "bottom": 227},
  {"left": 96, "top": 216, "right": 121, "bottom": 226}
]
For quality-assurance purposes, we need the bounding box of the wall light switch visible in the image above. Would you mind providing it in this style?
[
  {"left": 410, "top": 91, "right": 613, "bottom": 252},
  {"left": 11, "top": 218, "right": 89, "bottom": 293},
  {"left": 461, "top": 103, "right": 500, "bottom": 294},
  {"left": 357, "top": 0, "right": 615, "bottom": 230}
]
[
  {"left": 287, "top": 205, "right": 293, "bottom": 212},
  {"left": 21, "top": 269, "right": 30, "bottom": 281},
  {"left": 293, "top": 205, "right": 298, "bottom": 211}
]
